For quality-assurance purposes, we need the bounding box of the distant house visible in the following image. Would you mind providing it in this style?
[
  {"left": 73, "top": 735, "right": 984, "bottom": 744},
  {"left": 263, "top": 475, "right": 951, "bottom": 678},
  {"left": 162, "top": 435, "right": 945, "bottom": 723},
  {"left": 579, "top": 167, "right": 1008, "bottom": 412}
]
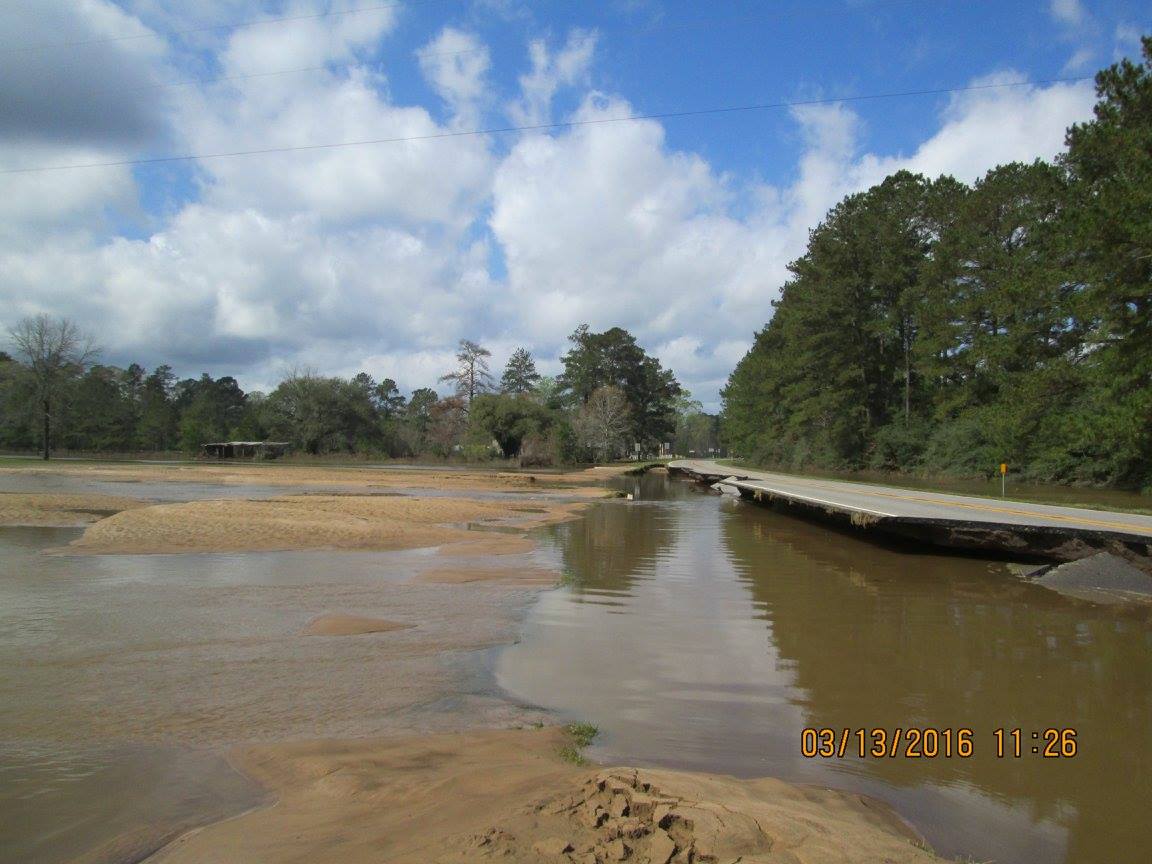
[{"left": 201, "top": 441, "right": 291, "bottom": 460}]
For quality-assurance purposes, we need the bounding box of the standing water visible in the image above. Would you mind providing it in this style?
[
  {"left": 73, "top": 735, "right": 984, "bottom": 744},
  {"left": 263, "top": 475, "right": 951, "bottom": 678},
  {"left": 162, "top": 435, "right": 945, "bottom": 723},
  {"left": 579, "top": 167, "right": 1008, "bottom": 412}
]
[{"left": 497, "top": 473, "right": 1152, "bottom": 864}]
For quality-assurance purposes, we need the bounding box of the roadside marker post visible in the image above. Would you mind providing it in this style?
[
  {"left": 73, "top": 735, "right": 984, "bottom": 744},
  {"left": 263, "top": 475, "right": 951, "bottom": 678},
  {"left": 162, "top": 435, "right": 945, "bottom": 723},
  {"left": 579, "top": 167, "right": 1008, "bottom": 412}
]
[{"left": 1000, "top": 462, "right": 1007, "bottom": 498}]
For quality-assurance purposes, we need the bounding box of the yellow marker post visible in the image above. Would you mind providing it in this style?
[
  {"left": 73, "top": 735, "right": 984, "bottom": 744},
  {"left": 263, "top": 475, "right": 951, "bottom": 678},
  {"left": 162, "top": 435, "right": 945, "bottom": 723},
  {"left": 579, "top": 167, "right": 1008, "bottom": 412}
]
[{"left": 1000, "top": 462, "right": 1007, "bottom": 498}]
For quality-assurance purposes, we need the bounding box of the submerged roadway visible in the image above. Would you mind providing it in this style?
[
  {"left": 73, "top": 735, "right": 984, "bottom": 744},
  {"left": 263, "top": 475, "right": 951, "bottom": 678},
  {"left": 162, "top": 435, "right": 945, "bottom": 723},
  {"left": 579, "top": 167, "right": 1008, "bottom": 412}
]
[{"left": 667, "top": 459, "right": 1152, "bottom": 567}]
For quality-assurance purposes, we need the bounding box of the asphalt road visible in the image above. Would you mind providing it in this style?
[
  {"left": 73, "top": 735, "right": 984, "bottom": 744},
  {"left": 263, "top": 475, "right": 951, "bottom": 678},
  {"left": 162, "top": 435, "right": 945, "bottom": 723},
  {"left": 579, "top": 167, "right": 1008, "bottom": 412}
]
[{"left": 668, "top": 459, "right": 1152, "bottom": 540}]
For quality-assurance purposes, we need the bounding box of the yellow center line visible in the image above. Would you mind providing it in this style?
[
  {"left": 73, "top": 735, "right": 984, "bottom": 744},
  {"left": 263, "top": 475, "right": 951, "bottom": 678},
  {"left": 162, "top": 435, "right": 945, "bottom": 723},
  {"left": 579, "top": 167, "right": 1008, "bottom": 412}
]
[{"left": 743, "top": 475, "right": 1152, "bottom": 535}]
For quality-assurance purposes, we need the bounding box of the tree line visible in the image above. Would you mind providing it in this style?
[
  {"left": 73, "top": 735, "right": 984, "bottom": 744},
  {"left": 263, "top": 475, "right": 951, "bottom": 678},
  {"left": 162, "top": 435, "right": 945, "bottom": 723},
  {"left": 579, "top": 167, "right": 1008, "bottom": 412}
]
[
  {"left": 722, "top": 39, "right": 1152, "bottom": 488},
  {"left": 0, "top": 319, "right": 718, "bottom": 464}
]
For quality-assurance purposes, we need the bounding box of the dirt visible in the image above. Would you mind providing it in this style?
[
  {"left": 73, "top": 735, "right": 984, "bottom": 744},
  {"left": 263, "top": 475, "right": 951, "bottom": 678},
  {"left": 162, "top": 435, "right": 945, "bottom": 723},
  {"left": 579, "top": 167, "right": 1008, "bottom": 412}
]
[
  {"left": 0, "top": 491, "right": 145, "bottom": 526},
  {"left": 301, "top": 614, "right": 417, "bottom": 636},
  {"left": 417, "top": 565, "right": 560, "bottom": 585},
  {"left": 62, "top": 493, "right": 582, "bottom": 555},
  {"left": 0, "top": 460, "right": 632, "bottom": 494},
  {"left": 147, "top": 728, "right": 944, "bottom": 864}
]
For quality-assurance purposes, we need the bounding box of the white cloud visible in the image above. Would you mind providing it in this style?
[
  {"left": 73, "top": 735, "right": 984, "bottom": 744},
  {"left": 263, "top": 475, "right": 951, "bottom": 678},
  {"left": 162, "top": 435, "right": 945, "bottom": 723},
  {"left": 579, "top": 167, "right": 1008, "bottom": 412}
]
[
  {"left": 214, "top": 0, "right": 398, "bottom": 75},
  {"left": 488, "top": 76, "right": 1097, "bottom": 408},
  {"left": 0, "top": 0, "right": 169, "bottom": 147},
  {"left": 851, "top": 74, "right": 1096, "bottom": 186},
  {"left": 1063, "top": 47, "right": 1096, "bottom": 72},
  {"left": 507, "top": 29, "right": 597, "bottom": 127},
  {"left": 172, "top": 16, "right": 495, "bottom": 228},
  {"left": 0, "top": 143, "right": 137, "bottom": 246},
  {"left": 417, "top": 28, "right": 491, "bottom": 127},
  {"left": 0, "top": 8, "right": 1103, "bottom": 412},
  {"left": 1114, "top": 24, "right": 1145, "bottom": 58},
  {"left": 1050, "top": 0, "right": 1086, "bottom": 27}
]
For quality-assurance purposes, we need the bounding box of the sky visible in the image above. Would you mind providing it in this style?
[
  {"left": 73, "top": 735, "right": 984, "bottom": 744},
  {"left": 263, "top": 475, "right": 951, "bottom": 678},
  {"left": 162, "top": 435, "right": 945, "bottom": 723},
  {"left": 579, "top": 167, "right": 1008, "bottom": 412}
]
[{"left": 1, "top": 1, "right": 1148, "bottom": 410}]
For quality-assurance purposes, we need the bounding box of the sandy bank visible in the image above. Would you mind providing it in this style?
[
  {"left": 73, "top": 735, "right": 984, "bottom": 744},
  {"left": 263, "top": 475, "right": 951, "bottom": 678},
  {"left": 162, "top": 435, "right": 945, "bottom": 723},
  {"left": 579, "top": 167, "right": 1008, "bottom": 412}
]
[
  {"left": 65, "top": 494, "right": 583, "bottom": 555},
  {"left": 148, "top": 727, "right": 943, "bottom": 864},
  {"left": 302, "top": 613, "right": 416, "bottom": 636},
  {"left": 417, "top": 565, "right": 559, "bottom": 585},
  {"left": 0, "top": 460, "right": 631, "bottom": 495},
  {"left": 0, "top": 491, "right": 145, "bottom": 527}
]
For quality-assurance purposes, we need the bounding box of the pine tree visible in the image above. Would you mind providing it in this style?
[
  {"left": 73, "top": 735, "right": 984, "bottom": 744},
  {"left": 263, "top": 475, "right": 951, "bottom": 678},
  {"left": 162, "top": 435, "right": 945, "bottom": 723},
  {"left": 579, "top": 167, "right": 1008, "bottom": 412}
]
[{"left": 501, "top": 347, "right": 541, "bottom": 394}]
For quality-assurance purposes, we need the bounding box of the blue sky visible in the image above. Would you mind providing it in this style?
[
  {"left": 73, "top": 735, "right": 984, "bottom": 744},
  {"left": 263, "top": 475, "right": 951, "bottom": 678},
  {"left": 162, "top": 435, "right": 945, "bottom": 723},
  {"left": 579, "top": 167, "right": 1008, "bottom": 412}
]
[{"left": 1, "top": 1, "right": 1148, "bottom": 409}]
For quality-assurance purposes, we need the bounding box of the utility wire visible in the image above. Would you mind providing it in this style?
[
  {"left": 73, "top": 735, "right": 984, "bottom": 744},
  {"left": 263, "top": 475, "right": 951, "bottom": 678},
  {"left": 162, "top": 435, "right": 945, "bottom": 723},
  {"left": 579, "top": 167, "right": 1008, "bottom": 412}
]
[
  {"left": 119, "top": 43, "right": 489, "bottom": 96},
  {"left": 7, "top": 0, "right": 450, "bottom": 53},
  {"left": 9, "top": 0, "right": 946, "bottom": 56},
  {"left": 17, "top": 0, "right": 949, "bottom": 96},
  {"left": 0, "top": 76, "right": 1093, "bottom": 176}
]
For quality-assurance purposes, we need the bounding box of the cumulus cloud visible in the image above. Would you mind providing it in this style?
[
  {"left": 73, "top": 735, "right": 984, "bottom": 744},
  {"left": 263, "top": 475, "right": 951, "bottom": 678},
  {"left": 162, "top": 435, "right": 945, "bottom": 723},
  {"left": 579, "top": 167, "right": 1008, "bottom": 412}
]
[
  {"left": 171, "top": 11, "right": 494, "bottom": 229},
  {"left": 847, "top": 73, "right": 1096, "bottom": 187},
  {"left": 0, "top": 0, "right": 169, "bottom": 147},
  {"left": 417, "top": 28, "right": 492, "bottom": 127},
  {"left": 1050, "top": 0, "right": 1086, "bottom": 27},
  {"left": 0, "top": 3, "right": 1103, "bottom": 411},
  {"left": 507, "top": 29, "right": 598, "bottom": 126},
  {"left": 488, "top": 76, "right": 1097, "bottom": 408}
]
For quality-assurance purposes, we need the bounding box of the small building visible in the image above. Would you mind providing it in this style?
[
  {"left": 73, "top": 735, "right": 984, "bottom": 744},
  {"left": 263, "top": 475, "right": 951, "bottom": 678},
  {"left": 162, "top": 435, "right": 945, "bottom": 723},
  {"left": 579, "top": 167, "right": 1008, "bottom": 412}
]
[{"left": 201, "top": 441, "right": 291, "bottom": 460}]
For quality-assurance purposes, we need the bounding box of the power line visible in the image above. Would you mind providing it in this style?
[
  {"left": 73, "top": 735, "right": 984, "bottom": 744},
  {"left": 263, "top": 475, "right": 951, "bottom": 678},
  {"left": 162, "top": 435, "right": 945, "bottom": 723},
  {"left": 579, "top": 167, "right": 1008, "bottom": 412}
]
[
  {"left": 7, "top": 0, "right": 450, "bottom": 53},
  {"left": 9, "top": 0, "right": 946, "bottom": 57},
  {"left": 0, "top": 76, "right": 1094, "bottom": 176},
  {"left": 120, "top": 42, "right": 490, "bottom": 96},
  {"left": 33, "top": 0, "right": 964, "bottom": 104}
]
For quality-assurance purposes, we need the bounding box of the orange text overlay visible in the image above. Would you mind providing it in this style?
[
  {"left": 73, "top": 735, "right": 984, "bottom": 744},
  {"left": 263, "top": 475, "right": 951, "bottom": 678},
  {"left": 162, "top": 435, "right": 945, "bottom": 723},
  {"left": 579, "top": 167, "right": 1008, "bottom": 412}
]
[{"left": 800, "top": 728, "right": 1080, "bottom": 759}]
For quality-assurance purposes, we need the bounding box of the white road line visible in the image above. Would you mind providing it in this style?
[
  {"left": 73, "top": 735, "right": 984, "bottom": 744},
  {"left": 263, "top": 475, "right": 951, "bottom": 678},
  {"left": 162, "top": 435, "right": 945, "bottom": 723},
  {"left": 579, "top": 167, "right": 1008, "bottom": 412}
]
[{"left": 734, "top": 481, "right": 901, "bottom": 519}]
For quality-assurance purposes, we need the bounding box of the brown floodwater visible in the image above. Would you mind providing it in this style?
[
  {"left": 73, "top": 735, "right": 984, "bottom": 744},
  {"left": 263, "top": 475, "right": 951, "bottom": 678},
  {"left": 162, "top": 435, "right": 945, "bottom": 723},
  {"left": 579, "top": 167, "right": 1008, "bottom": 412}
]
[
  {"left": 0, "top": 524, "right": 546, "bottom": 864},
  {"left": 497, "top": 474, "right": 1152, "bottom": 864}
]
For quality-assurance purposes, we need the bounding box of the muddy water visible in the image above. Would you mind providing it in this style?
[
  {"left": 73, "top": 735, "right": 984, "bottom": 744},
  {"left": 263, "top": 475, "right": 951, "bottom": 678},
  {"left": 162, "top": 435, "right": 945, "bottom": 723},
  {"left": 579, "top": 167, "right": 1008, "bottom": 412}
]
[
  {"left": 0, "top": 525, "right": 544, "bottom": 864},
  {"left": 497, "top": 474, "right": 1152, "bottom": 864}
]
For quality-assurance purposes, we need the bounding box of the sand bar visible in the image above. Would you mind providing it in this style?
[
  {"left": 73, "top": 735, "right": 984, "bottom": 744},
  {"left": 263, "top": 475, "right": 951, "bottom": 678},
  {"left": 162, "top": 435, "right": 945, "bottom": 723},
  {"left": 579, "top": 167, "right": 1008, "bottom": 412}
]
[
  {"left": 301, "top": 613, "right": 416, "bottom": 636},
  {"left": 64, "top": 493, "right": 583, "bottom": 555},
  {"left": 0, "top": 491, "right": 145, "bottom": 526},
  {"left": 148, "top": 726, "right": 943, "bottom": 864}
]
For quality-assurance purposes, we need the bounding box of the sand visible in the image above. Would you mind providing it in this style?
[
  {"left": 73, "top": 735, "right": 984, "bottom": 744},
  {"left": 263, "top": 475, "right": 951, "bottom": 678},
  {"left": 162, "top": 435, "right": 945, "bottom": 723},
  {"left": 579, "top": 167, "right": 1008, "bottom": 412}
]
[
  {"left": 3, "top": 461, "right": 944, "bottom": 864},
  {"left": 0, "top": 460, "right": 632, "bottom": 495},
  {"left": 417, "top": 565, "right": 560, "bottom": 585},
  {"left": 301, "top": 614, "right": 416, "bottom": 636},
  {"left": 65, "top": 493, "right": 583, "bottom": 555},
  {"left": 148, "top": 727, "right": 943, "bottom": 864},
  {"left": 0, "top": 491, "right": 145, "bottom": 527}
]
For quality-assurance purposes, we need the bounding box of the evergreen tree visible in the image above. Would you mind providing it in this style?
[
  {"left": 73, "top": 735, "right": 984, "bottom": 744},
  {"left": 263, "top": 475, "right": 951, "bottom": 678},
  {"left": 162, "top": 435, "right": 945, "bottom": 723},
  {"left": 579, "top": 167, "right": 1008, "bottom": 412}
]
[
  {"left": 501, "top": 348, "right": 541, "bottom": 394},
  {"left": 558, "top": 325, "right": 682, "bottom": 453},
  {"left": 721, "top": 42, "right": 1152, "bottom": 487}
]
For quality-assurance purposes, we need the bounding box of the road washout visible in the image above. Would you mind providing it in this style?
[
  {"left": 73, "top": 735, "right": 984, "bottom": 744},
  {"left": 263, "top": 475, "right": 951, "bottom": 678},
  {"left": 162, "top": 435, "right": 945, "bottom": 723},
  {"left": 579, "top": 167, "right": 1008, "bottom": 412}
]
[
  {"left": 0, "top": 461, "right": 947, "bottom": 864},
  {"left": 149, "top": 727, "right": 942, "bottom": 864}
]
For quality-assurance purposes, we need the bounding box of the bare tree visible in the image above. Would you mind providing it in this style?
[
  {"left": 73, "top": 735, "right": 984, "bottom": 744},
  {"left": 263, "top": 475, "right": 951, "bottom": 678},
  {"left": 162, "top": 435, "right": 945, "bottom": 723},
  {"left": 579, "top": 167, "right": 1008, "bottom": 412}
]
[
  {"left": 7, "top": 315, "right": 98, "bottom": 460},
  {"left": 574, "top": 385, "right": 631, "bottom": 463},
  {"left": 439, "top": 339, "right": 494, "bottom": 406}
]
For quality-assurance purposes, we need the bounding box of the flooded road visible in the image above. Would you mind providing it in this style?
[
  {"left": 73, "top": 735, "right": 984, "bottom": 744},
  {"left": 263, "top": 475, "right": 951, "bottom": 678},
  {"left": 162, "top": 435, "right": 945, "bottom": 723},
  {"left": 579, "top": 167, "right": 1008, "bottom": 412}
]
[
  {"left": 4, "top": 465, "right": 1150, "bottom": 864},
  {"left": 0, "top": 525, "right": 544, "bottom": 864},
  {"left": 498, "top": 474, "right": 1152, "bottom": 864}
]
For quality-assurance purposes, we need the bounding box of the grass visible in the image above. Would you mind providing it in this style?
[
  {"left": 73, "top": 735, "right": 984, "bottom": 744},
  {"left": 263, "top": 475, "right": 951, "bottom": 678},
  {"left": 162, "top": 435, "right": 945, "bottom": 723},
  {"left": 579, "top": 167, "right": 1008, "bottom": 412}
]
[{"left": 558, "top": 722, "right": 599, "bottom": 765}]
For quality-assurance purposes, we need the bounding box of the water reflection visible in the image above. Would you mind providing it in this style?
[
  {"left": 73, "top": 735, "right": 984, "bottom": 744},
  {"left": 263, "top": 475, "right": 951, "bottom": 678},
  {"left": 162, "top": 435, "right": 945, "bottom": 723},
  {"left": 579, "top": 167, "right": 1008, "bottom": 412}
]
[
  {"left": 0, "top": 526, "right": 541, "bottom": 863},
  {"left": 498, "top": 474, "right": 1152, "bottom": 864}
]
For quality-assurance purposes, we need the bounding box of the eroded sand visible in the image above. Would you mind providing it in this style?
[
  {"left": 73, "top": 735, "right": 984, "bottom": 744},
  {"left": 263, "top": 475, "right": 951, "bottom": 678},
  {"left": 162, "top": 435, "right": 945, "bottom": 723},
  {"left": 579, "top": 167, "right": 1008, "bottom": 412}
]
[
  {"left": 417, "top": 565, "right": 559, "bottom": 585},
  {"left": 0, "top": 460, "right": 632, "bottom": 495},
  {"left": 301, "top": 613, "right": 416, "bottom": 636},
  {"left": 149, "top": 727, "right": 943, "bottom": 864},
  {"left": 1, "top": 461, "right": 944, "bottom": 864},
  {"left": 65, "top": 494, "right": 583, "bottom": 555},
  {"left": 0, "top": 491, "right": 145, "bottom": 526}
]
